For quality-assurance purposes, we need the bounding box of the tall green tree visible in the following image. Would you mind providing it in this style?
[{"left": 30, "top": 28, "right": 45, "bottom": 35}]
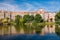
[
  {"left": 14, "top": 15, "right": 21, "bottom": 33},
  {"left": 55, "top": 11, "right": 60, "bottom": 36},
  {"left": 23, "top": 14, "right": 34, "bottom": 34},
  {"left": 32, "top": 14, "right": 44, "bottom": 34}
]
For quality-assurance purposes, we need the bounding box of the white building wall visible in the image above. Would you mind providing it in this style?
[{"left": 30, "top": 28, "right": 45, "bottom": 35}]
[{"left": 0, "top": 11, "right": 4, "bottom": 19}]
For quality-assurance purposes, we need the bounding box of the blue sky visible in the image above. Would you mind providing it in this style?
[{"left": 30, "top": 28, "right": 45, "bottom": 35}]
[{"left": 0, "top": 0, "right": 60, "bottom": 12}]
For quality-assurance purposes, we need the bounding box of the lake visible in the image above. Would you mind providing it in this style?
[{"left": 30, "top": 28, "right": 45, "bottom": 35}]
[{"left": 0, "top": 33, "right": 60, "bottom": 40}]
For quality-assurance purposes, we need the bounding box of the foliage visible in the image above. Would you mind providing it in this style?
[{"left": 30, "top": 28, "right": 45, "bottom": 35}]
[
  {"left": 2, "top": 17, "right": 9, "bottom": 23},
  {"left": 45, "top": 22, "right": 55, "bottom": 25},
  {"left": 24, "top": 23, "right": 33, "bottom": 34},
  {"left": 35, "top": 22, "right": 45, "bottom": 33},
  {"left": 32, "top": 21, "right": 37, "bottom": 28},
  {"left": 55, "top": 11, "right": 60, "bottom": 36},
  {"left": 23, "top": 15, "right": 30, "bottom": 23},
  {"left": 23, "top": 15, "right": 34, "bottom": 23},
  {"left": 55, "top": 11, "right": 60, "bottom": 25},
  {"left": 29, "top": 15, "right": 34, "bottom": 22},
  {"left": 55, "top": 25, "right": 60, "bottom": 36},
  {"left": 32, "top": 21, "right": 45, "bottom": 34},
  {"left": 14, "top": 15, "right": 21, "bottom": 32},
  {"left": 34, "top": 14, "right": 43, "bottom": 23}
]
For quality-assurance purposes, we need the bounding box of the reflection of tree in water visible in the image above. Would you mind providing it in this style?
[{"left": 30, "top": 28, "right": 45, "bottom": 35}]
[
  {"left": 0, "top": 26, "right": 9, "bottom": 35},
  {"left": 35, "top": 23, "right": 45, "bottom": 34},
  {"left": 3, "top": 26, "right": 9, "bottom": 35},
  {"left": 0, "top": 19, "right": 12, "bottom": 35},
  {"left": 0, "top": 26, "right": 2, "bottom": 35},
  {"left": 55, "top": 25, "right": 60, "bottom": 36}
]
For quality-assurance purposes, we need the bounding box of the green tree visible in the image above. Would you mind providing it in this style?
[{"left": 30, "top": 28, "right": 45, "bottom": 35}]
[
  {"left": 23, "top": 15, "right": 30, "bottom": 23},
  {"left": 30, "top": 15, "right": 34, "bottom": 22},
  {"left": 34, "top": 14, "right": 43, "bottom": 23},
  {"left": 23, "top": 15, "right": 34, "bottom": 23},
  {"left": 14, "top": 15, "right": 21, "bottom": 33},
  {"left": 55, "top": 11, "right": 60, "bottom": 36},
  {"left": 32, "top": 14, "right": 44, "bottom": 34},
  {"left": 55, "top": 11, "right": 60, "bottom": 25},
  {"left": 23, "top": 15, "right": 34, "bottom": 34}
]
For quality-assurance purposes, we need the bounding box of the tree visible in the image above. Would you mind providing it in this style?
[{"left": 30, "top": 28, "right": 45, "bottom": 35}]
[
  {"left": 23, "top": 15, "right": 34, "bottom": 34},
  {"left": 1, "top": 17, "right": 11, "bottom": 35},
  {"left": 29, "top": 15, "right": 34, "bottom": 22},
  {"left": 14, "top": 15, "right": 21, "bottom": 33},
  {"left": 23, "top": 15, "right": 30, "bottom": 23},
  {"left": 55, "top": 11, "right": 60, "bottom": 25},
  {"left": 55, "top": 11, "right": 60, "bottom": 36},
  {"left": 34, "top": 14, "right": 43, "bottom": 23},
  {"left": 33, "top": 14, "right": 45, "bottom": 34},
  {"left": 32, "top": 16, "right": 45, "bottom": 34},
  {"left": 23, "top": 15, "right": 34, "bottom": 23}
]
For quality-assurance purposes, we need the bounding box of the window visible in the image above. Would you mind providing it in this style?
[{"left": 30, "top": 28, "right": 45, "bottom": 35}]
[
  {"left": 50, "top": 18, "right": 53, "bottom": 22},
  {"left": 50, "top": 25, "right": 53, "bottom": 28}
]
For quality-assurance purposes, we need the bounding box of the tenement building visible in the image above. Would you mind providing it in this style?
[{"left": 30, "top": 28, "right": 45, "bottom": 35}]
[{"left": 0, "top": 9, "right": 56, "bottom": 34}]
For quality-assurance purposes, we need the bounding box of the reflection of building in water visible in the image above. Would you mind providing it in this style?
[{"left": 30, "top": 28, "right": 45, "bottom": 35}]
[
  {"left": 43, "top": 12, "right": 56, "bottom": 33},
  {"left": 0, "top": 9, "right": 56, "bottom": 34}
]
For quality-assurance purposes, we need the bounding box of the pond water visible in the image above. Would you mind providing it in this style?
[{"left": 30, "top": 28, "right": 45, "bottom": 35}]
[{"left": 0, "top": 33, "right": 60, "bottom": 40}]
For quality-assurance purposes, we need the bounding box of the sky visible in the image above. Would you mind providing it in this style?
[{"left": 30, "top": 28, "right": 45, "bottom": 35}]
[{"left": 0, "top": 0, "right": 60, "bottom": 12}]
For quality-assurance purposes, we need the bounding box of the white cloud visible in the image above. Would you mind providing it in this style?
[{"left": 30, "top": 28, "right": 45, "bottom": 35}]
[
  {"left": 24, "top": 3, "right": 36, "bottom": 11},
  {"left": 0, "top": 0, "right": 19, "bottom": 11},
  {"left": 0, "top": 3, "right": 20, "bottom": 11},
  {"left": 21, "top": 2, "right": 41, "bottom": 12},
  {"left": 0, "top": 2, "right": 38, "bottom": 12}
]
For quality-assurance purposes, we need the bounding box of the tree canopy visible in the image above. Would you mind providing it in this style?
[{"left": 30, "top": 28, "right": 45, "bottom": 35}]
[
  {"left": 34, "top": 14, "right": 43, "bottom": 23},
  {"left": 55, "top": 11, "right": 60, "bottom": 25},
  {"left": 23, "top": 15, "right": 34, "bottom": 23}
]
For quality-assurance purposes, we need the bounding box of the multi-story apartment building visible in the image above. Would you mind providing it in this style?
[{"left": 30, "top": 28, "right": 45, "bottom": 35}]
[{"left": 0, "top": 9, "right": 56, "bottom": 34}]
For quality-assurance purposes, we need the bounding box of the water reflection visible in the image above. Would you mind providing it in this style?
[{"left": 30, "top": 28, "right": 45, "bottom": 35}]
[
  {"left": 0, "top": 26, "right": 10, "bottom": 35},
  {"left": 0, "top": 24, "right": 60, "bottom": 36},
  {"left": 0, "top": 24, "right": 60, "bottom": 40},
  {"left": 55, "top": 25, "right": 60, "bottom": 36}
]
